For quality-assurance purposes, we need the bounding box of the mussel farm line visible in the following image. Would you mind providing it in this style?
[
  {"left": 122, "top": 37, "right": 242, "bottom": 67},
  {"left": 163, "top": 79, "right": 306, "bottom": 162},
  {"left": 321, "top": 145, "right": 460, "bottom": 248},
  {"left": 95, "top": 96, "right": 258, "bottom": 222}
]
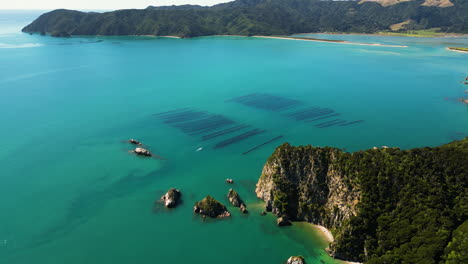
[
  {"left": 242, "top": 135, "right": 284, "bottom": 155},
  {"left": 213, "top": 129, "right": 267, "bottom": 149},
  {"left": 201, "top": 125, "right": 250, "bottom": 141}
]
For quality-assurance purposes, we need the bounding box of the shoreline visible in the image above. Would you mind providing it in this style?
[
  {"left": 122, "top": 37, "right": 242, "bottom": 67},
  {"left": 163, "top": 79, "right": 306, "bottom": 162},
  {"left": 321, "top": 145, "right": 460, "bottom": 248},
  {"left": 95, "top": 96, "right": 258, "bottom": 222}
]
[
  {"left": 295, "top": 32, "right": 468, "bottom": 38},
  {"left": 311, "top": 224, "right": 363, "bottom": 264},
  {"left": 446, "top": 47, "right": 468, "bottom": 53},
  {"left": 252, "top": 35, "right": 409, "bottom": 48}
]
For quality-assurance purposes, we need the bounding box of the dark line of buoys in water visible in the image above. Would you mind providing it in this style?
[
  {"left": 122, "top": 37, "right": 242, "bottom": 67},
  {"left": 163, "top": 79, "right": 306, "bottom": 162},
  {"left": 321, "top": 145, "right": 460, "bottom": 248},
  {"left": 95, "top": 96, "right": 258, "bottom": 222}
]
[
  {"left": 317, "top": 120, "right": 347, "bottom": 128},
  {"left": 214, "top": 129, "right": 266, "bottom": 149},
  {"left": 339, "top": 120, "right": 364, "bottom": 126},
  {"left": 315, "top": 119, "right": 342, "bottom": 126},
  {"left": 305, "top": 113, "right": 341, "bottom": 122},
  {"left": 295, "top": 110, "right": 334, "bottom": 121},
  {"left": 152, "top": 108, "right": 189, "bottom": 116},
  {"left": 163, "top": 112, "right": 208, "bottom": 124},
  {"left": 287, "top": 107, "right": 321, "bottom": 117},
  {"left": 201, "top": 125, "right": 250, "bottom": 141},
  {"left": 242, "top": 135, "right": 284, "bottom": 155},
  {"left": 186, "top": 120, "right": 235, "bottom": 135}
]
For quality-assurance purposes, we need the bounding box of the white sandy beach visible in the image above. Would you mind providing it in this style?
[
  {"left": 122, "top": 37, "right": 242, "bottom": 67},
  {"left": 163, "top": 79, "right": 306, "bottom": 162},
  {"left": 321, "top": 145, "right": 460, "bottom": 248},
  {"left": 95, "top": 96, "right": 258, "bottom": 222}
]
[
  {"left": 311, "top": 224, "right": 363, "bottom": 264},
  {"left": 253, "top": 35, "right": 409, "bottom": 48},
  {"left": 446, "top": 47, "right": 468, "bottom": 53}
]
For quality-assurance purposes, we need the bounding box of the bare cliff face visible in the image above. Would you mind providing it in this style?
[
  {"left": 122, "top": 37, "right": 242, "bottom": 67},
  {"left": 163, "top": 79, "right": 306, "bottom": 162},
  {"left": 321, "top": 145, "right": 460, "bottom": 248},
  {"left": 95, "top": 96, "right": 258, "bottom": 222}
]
[{"left": 255, "top": 143, "right": 361, "bottom": 259}]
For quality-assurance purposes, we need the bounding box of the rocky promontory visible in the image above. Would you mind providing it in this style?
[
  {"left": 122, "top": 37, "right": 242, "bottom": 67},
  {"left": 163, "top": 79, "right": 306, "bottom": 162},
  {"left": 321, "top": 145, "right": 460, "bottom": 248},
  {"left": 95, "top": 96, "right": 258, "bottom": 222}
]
[
  {"left": 193, "top": 195, "right": 230, "bottom": 218},
  {"left": 256, "top": 140, "right": 468, "bottom": 263}
]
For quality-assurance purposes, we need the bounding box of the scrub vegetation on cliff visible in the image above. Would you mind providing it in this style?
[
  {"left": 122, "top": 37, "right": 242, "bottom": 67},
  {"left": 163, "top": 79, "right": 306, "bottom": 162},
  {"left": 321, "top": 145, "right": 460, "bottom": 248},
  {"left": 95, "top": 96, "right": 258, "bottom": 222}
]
[{"left": 256, "top": 138, "right": 467, "bottom": 263}]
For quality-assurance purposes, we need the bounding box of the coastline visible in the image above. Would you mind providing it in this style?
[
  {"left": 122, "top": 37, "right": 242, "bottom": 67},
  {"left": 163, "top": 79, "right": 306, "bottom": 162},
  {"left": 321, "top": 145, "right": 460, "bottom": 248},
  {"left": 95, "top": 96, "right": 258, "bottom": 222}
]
[
  {"left": 446, "top": 47, "right": 468, "bottom": 53},
  {"left": 311, "top": 224, "right": 363, "bottom": 264},
  {"left": 253, "top": 35, "right": 409, "bottom": 48},
  {"left": 296, "top": 32, "right": 468, "bottom": 38}
]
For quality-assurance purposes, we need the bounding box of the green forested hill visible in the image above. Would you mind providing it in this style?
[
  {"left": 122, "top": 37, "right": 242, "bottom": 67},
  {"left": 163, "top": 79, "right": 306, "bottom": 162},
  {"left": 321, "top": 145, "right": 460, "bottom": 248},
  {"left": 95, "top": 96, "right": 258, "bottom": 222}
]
[
  {"left": 256, "top": 138, "right": 468, "bottom": 263},
  {"left": 22, "top": 0, "right": 468, "bottom": 37}
]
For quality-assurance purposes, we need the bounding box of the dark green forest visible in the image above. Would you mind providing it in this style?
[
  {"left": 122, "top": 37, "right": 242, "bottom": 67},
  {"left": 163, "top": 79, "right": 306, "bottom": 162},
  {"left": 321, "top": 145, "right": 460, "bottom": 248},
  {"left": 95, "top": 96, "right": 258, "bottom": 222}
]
[
  {"left": 22, "top": 0, "right": 468, "bottom": 37},
  {"left": 269, "top": 138, "right": 467, "bottom": 263}
]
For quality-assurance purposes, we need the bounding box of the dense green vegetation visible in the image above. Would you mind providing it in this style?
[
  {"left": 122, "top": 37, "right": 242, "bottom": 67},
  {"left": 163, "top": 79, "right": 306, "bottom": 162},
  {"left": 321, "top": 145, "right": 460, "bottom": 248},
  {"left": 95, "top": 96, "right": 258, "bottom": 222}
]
[
  {"left": 448, "top": 47, "right": 468, "bottom": 52},
  {"left": 22, "top": 0, "right": 468, "bottom": 38},
  {"left": 268, "top": 138, "right": 467, "bottom": 263}
]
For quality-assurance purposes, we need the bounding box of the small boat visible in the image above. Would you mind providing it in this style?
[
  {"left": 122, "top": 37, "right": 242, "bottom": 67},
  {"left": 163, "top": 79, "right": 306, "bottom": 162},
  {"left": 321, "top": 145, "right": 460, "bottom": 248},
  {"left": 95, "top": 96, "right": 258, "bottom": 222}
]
[{"left": 196, "top": 147, "right": 203, "bottom": 152}]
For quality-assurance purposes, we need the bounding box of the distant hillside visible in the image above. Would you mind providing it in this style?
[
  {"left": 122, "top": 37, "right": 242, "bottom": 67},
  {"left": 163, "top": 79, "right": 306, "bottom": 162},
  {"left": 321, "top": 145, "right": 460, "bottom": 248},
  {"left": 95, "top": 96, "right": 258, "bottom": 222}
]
[
  {"left": 359, "top": 0, "right": 454, "bottom": 7},
  {"left": 22, "top": 0, "right": 468, "bottom": 38}
]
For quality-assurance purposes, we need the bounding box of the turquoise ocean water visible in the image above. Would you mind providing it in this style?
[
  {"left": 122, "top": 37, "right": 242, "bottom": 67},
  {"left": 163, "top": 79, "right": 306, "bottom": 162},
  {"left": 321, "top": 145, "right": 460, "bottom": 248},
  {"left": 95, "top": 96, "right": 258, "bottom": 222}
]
[{"left": 1, "top": 10, "right": 467, "bottom": 264}]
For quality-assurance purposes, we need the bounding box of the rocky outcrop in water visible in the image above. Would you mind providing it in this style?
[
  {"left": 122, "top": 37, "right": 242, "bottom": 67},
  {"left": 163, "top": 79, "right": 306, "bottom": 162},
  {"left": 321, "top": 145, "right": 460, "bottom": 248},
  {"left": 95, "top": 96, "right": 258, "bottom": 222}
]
[
  {"left": 129, "top": 139, "right": 143, "bottom": 145},
  {"left": 277, "top": 216, "right": 292, "bottom": 226},
  {"left": 193, "top": 195, "right": 230, "bottom": 218},
  {"left": 227, "top": 189, "right": 248, "bottom": 214},
  {"left": 286, "top": 256, "right": 305, "bottom": 264},
  {"left": 161, "top": 188, "right": 181, "bottom": 208},
  {"left": 134, "top": 147, "right": 152, "bottom": 156}
]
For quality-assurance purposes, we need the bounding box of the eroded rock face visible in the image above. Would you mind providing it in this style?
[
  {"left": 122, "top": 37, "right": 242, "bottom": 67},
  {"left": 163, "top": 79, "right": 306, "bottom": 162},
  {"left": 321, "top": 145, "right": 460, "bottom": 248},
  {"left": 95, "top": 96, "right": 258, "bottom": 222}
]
[
  {"left": 277, "top": 216, "right": 292, "bottom": 226},
  {"left": 193, "top": 195, "right": 230, "bottom": 218},
  {"left": 227, "top": 189, "right": 248, "bottom": 214},
  {"left": 134, "top": 147, "right": 152, "bottom": 156},
  {"left": 161, "top": 188, "right": 181, "bottom": 208},
  {"left": 287, "top": 256, "right": 305, "bottom": 264},
  {"left": 255, "top": 143, "right": 361, "bottom": 258}
]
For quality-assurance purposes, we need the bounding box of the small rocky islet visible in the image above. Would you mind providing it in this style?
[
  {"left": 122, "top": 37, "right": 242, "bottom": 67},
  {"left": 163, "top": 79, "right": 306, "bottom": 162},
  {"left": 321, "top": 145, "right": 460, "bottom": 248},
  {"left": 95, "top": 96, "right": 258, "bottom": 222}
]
[
  {"left": 160, "top": 188, "right": 181, "bottom": 208},
  {"left": 126, "top": 139, "right": 153, "bottom": 156},
  {"left": 227, "top": 188, "right": 248, "bottom": 214},
  {"left": 193, "top": 195, "right": 231, "bottom": 218}
]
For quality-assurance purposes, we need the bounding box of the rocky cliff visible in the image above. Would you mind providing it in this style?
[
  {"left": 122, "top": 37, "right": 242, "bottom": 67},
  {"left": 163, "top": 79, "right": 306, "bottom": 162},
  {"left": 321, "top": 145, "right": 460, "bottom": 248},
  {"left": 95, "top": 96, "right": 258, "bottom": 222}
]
[
  {"left": 256, "top": 143, "right": 361, "bottom": 260},
  {"left": 256, "top": 139, "right": 468, "bottom": 263}
]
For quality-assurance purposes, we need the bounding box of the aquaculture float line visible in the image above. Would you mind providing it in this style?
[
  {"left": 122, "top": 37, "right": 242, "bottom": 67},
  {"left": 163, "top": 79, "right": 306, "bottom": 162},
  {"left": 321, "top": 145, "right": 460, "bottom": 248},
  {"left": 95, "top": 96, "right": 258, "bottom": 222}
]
[{"left": 242, "top": 135, "right": 284, "bottom": 155}]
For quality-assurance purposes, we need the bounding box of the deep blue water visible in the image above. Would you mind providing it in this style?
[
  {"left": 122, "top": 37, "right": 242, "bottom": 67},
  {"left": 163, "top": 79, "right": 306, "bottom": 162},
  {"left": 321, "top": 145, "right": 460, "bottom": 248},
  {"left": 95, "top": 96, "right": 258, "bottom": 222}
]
[{"left": 0, "top": 10, "right": 467, "bottom": 264}]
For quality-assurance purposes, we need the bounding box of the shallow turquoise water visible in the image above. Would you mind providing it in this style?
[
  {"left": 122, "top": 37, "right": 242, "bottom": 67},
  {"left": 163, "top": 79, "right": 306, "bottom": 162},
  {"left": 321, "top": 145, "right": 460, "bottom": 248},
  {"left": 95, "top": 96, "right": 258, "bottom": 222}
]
[{"left": 1, "top": 10, "right": 467, "bottom": 264}]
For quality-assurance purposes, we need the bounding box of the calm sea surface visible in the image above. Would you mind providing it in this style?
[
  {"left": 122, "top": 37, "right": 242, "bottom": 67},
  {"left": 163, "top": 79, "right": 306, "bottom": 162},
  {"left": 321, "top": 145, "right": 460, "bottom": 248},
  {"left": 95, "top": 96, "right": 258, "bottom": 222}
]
[{"left": 1, "top": 10, "right": 467, "bottom": 264}]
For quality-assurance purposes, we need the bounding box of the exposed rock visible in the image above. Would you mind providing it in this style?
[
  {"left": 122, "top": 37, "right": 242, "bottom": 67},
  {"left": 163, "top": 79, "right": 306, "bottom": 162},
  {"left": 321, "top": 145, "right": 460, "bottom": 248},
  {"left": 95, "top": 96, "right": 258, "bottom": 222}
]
[
  {"left": 226, "top": 178, "right": 234, "bottom": 184},
  {"left": 240, "top": 203, "right": 248, "bottom": 214},
  {"left": 134, "top": 147, "right": 152, "bottom": 156},
  {"left": 287, "top": 256, "right": 305, "bottom": 264},
  {"left": 256, "top": 143, "right": 361, "bottom": 259},
  {"left": 129, "top": 139, "right": 142, "bottom": 145},
  {"left": 193, "top": 195, "right": 230, "bottom": 218},
  {"left": 260, "top": 211, "right": 267, "bottom": 216},
  {"left": 160, "top": 188, "right": 181, "bottom": 208},
  {"left": 227, "top": 188, "right": 242, "bottom": 207},
  {"left": 227, "top": 189, "right": 248, "bottom": 214},
  {"left": 277, "top": 216, "right": 292, "bottom": 226}
]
